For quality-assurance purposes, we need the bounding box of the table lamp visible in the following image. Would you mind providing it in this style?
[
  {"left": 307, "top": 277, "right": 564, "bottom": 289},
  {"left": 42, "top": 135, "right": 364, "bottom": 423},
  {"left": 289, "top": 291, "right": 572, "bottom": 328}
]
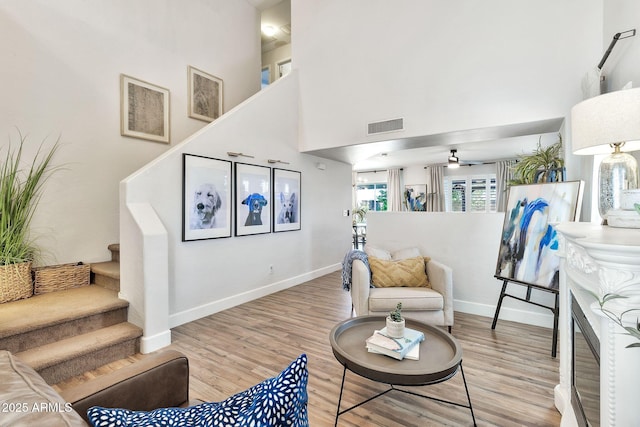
[{"left": 571, "top": 88, "right": 640, "bottom": 221}]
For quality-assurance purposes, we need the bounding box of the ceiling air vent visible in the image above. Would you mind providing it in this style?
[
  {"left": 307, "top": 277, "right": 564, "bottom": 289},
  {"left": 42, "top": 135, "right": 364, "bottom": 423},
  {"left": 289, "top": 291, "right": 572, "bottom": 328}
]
[{"left": 367, "top": 118, "right": 404, "bottom": 136}]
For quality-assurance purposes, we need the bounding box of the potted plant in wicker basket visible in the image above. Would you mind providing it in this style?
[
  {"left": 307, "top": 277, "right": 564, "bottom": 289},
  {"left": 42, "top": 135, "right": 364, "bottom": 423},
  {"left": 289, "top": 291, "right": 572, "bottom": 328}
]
[{"left": 0, "top": 132, "right": 60, "bottom": 303}]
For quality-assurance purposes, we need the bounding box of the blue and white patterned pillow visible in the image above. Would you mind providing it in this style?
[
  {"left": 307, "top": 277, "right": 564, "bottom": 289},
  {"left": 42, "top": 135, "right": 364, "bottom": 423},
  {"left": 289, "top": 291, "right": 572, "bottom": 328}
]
[{"left": 87, "top": 353, "right": 309, "bottom": 427}]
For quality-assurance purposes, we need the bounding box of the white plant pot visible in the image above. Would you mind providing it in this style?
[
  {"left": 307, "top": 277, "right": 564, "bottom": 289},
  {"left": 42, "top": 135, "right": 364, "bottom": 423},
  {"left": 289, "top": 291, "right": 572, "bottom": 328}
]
[{"left": 386, "top": 317, "right": 405, "bottom": 338}]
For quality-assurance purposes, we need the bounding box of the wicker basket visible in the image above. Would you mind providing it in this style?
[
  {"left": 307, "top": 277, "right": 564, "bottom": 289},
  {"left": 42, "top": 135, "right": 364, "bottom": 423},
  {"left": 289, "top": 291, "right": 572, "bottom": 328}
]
[
  {"left": 33, "top": 262, "right": 91, "bottom": 295},
  {"left": 0, "top": 262, "right": 33, "bottom": 303}
]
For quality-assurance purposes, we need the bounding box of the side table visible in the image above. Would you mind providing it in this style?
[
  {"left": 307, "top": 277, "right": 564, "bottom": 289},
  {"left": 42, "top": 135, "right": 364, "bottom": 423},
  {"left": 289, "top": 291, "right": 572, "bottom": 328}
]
[{"left": 329, "top": 315, "right": 476, "bottom": 426}]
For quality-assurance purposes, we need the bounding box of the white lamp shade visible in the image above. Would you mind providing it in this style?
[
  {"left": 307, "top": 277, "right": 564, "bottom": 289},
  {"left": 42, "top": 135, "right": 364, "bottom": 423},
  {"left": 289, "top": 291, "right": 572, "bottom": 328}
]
[{"left": 571, "top": 88, "right": 640, "bottom": 155}]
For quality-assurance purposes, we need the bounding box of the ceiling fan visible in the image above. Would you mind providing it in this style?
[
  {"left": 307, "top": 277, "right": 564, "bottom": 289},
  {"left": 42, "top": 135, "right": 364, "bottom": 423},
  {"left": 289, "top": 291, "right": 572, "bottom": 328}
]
[{"left": 446, "top": 149, "right": 483, "bottom": 168}]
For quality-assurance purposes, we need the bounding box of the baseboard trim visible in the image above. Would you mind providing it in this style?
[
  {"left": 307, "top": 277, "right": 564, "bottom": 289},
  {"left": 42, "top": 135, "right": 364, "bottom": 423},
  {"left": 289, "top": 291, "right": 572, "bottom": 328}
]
[
  {"left": 454, "top": 299, "right": 555, "bottom": 329},
  {"left": 140, "top": 329, "right": 172, "bottom": 354},
  {"left": 169, "top": 263, "right": 341, "bottom": 329}
]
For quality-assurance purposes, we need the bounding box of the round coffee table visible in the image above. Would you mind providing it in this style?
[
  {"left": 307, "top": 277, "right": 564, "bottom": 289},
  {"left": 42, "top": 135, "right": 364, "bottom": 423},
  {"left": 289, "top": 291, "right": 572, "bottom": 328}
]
[{"left": 329, "top": 316, "right": 476, "bottom": 426}]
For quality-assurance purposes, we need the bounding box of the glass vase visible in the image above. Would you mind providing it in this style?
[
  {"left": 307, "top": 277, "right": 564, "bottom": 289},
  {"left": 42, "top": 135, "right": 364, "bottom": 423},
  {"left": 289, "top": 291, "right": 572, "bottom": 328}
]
[{"left": 598, "top": 146, "right": 639, "bottom": 219}]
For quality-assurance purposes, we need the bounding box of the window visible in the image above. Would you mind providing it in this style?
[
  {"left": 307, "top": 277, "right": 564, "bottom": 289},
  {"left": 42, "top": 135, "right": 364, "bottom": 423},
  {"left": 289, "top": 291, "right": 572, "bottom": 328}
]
[
  {"left": 261, "top": 66, "right": 271, "bottom": 89},
  {"left": 445, "top": 175, "right": 496, "bottom": 213},
  {"left": 356, "top": 183, "right": 387, "bottom": 213}
]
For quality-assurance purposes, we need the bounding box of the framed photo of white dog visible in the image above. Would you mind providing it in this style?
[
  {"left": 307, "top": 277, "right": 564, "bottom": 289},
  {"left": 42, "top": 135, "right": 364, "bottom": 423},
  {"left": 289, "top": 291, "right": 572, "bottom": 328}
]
[
  {"left": 182, "top": 154, "right": 232, "bottom": 241},
  {"left": 235, "top": 163, "right": 272, "bottom": 236},
  {"left": 273, "top": 168, "right": 301, "bottom": 232}
]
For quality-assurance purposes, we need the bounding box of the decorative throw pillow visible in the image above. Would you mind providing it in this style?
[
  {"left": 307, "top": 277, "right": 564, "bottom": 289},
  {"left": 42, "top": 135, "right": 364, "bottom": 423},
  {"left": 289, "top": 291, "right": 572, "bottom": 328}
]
[
  {"left": 87, "top": 354, "right": 309, "bottom": 427},
  {"left": 391, "top": 247, "right": 422, "bottom": 260},
  {"left": 364, "top": 245, "right": 392, "bottom": 260},
  {"left": 369, "top": 256, "right": 430, "bottom": 288}
]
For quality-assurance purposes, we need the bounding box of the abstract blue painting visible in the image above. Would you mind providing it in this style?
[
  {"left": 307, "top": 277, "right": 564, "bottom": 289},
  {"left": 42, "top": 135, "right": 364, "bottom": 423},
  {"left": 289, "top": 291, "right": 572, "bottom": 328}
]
[{"left": 495, "top": 181, "right": 583, "bottom": 289}]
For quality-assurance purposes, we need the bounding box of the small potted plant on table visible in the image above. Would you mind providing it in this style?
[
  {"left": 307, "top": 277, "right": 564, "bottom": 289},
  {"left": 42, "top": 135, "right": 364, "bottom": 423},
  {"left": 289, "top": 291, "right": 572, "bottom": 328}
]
[{"left": 386, "top": 302, "right": 405, "bottom": 338}]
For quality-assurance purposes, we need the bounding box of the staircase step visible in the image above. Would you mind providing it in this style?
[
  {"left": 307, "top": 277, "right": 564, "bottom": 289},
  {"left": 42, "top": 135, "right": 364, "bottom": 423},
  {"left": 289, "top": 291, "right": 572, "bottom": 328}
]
[
  {"left": 16, "top": 322, "right": 142, "bottom": 384},
  {"left": 91, "top": 261, "right": 120, "bottom": 280},
  {"left": 0, "top": 286, "right": 128, "bottom": 353},
  {"left": 91, "top": 261, "right": 120, "bottom": 291},
  {"left": 108, "top": 243, "right": 120, "bottom": 262}
]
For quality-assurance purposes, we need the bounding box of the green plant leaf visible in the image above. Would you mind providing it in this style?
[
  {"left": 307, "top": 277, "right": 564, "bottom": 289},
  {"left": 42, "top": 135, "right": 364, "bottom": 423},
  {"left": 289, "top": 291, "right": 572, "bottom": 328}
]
[
  {"left": 601, "top": 293, "right": 627, "bottom": 304},
  {"left": 0, "top": 131, "right": 60, "bottom": 265},
  {"left": 510, "top": 134, "right": 564, "bottom": 185}
]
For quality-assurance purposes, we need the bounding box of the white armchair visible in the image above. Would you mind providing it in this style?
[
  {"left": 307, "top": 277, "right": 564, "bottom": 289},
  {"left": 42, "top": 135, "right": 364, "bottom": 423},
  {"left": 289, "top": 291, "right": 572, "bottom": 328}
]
[{"left": 349, "top": 249, "right": 454, "bottom": 330}]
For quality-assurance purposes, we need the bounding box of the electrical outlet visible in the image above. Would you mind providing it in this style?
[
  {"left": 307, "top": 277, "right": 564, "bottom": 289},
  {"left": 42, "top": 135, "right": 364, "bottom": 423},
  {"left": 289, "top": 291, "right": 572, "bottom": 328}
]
[
  {"left": 343, "top": 209, "right": 350, "bottom": 217},
  {"left": 269, "top": 265, "right": 274, "bottom": 274}
]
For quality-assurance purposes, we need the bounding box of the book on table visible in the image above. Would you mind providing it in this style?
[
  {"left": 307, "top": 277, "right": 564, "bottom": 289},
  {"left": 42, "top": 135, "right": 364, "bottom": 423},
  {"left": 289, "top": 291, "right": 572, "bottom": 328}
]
[
  {"left": 368, "top": 340, "right": 421, "bottom": 360},
  {"left": 365, "top": 327, "right": 425, "bottom": 360}
]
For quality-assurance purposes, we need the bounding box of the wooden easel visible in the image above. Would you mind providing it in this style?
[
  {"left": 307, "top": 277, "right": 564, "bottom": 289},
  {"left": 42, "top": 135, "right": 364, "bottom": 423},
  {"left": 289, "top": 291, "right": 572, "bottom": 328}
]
[{"left": 491, "top": 277, "right": 559, "bottom": 358}]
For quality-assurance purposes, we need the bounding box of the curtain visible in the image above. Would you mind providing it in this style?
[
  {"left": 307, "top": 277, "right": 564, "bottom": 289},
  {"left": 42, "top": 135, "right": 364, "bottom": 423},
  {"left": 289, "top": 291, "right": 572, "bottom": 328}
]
[
  {"left": 387, "top": 168, "right": 403, "bottom": 211},
  {"left": 425, "top": 165, "right": 445, "bottom": 212},
  {"left": 496, "top": 160, "right": 516, "bottom": 212}
]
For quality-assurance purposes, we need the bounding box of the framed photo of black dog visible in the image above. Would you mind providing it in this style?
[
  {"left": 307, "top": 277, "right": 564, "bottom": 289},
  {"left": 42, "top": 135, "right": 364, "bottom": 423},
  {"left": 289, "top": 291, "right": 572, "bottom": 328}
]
[
  {"left": 182, "top": 154, "right": 232, "bottom": 241},
  {"left": 273, "top": 168, "right": 301, "bottom": 232},
  {"left": 235, "top": 163, "right": 271, "bottom": 236}
]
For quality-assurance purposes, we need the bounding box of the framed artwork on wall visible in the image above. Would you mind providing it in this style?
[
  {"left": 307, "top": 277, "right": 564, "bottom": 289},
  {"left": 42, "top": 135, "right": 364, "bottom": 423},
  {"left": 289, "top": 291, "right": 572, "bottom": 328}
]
[
  {"left": 495, "top": 181, "right": 583, "bottom": 290},
  {"left": 182, "top": 154, "right": 232, "bottom": 241},
  {"left": 235, "top": 163, "right": 271, "bottom": 236},
  {"left": 188, "top": 66, "right": 223, "bottom": 122},
  {"left": 273, "top": 168, "right": 301, "bottom": 232},
  {"left": 404, "top": 184, "right": 427, "bottom": 211},
  {"left": 120, "top": 74, "right": 170, "bottom": 144}
]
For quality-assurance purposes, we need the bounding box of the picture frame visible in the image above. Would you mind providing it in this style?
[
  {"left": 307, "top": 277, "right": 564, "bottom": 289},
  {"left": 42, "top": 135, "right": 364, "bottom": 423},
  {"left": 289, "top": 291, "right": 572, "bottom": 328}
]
[
  {"left": 182, "top": 154, "right": 232, "bottom": 241},
  {"left": 188, "top": 66, "right": 223, "bottom": 122},
  {"left": 273, "top": 168, "right": 301, "bottom": 232},
  {"left": 120, "top": 74, "right": 170, "bottom": 144},
  {"left": 404, "top": 184, "right": 427, "bottom": 211},
  {"left": 235, "top": 163, "right": 271, "bottom": 236},
  {"left": 495, "top": 181, "right": 584, "bottom": 289}
]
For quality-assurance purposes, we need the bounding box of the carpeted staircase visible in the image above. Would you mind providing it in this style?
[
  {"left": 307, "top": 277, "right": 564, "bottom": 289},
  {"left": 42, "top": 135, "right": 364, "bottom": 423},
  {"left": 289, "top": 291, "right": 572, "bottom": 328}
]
[{"left": 0, "top": 244, "right": 142, "bottom": 384}]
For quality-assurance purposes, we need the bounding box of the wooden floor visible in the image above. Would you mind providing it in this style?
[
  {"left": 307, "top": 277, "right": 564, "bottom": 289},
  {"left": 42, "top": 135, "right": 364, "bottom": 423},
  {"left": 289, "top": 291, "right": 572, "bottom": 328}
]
[{"left": 55, "top": 271, "right": 561, "bottom": 426}]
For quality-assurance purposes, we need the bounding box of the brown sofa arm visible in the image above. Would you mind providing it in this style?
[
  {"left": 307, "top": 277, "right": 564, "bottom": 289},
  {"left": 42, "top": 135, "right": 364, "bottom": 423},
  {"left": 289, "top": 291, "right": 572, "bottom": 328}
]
[{"left": 60, "top": 349, "right": 191, "bottom": 423}]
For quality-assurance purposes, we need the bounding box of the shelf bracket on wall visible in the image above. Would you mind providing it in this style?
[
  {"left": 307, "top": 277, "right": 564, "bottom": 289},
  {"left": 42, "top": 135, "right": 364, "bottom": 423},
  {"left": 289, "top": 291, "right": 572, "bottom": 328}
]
[{"left": 598, "top": 29, "right": 636, "bottom": 70}]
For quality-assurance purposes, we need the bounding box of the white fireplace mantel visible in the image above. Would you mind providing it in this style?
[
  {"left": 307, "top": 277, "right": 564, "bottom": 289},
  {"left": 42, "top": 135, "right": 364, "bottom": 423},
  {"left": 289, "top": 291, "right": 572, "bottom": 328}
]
[{"left": 555, "top": 222, "right": 640, "bottom": 427}]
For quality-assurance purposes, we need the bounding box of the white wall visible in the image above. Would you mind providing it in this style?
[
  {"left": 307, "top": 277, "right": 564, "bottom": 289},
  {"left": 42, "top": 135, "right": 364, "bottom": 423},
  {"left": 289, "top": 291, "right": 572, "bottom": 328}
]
[
  {"left": 366, "top": 212, "right": 558, "bottom": 328},
  {"left": 0, "top": 0, "right": 261, "bottom": 265},
  {"left": 293, "top": 0, "right": 602, "bottom": 153},
  {"left": 602, "top": 0, "right": 640, "bottom": 91},
  {"left": 121, "top": 73, "right": 353, "bottom": 351}
]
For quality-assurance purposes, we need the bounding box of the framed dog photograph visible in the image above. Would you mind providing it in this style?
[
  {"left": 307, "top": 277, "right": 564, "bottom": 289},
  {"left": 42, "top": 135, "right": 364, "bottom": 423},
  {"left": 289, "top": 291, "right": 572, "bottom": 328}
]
[
  {"left": 182, "top": 154, "right": 232, "bottom": 241},
  {"left": 188, "top": 66, "right": 223, "bottom": 122},
  {"left": 235, "top": 163, "right": 271, "bottom": 236},
  {"left": 273, "top": 168, "right": 301, "bottom": 232},
  {"left": 121, "top": 74, "right": 170, "bottom": 144}
]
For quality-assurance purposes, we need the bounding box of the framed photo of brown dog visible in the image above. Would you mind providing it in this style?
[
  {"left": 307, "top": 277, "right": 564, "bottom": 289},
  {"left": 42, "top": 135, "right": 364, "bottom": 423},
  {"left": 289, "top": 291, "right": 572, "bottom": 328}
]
[
  {"left": 182, "top": 154, "right": 232, "bottom": 241},
  {"left": 273, "top": 168, "right": 301, "bottom": 232},
  {"left": 235, "top": 163, "right": 271, "bottom": 236}
]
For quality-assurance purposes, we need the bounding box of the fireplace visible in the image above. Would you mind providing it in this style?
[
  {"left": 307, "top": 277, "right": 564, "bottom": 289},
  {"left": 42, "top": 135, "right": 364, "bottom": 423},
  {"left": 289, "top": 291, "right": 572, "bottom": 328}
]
[
  {"left": 557, "top": 223, "right": 640, "bottom": 426},
  {"left": 571, "top": 293, "right": 599, "bottom": 427}
]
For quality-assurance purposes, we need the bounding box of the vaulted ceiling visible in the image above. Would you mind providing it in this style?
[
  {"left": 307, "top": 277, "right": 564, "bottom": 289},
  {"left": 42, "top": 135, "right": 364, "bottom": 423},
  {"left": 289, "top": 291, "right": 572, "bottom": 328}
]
[{"left": 251, "top": 0, "right": 564, "bottom": 170}]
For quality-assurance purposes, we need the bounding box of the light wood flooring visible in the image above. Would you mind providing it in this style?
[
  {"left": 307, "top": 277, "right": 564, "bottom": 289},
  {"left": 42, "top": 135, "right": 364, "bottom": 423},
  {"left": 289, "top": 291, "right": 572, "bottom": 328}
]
[{"left": 55, "top": 271, "right": 561, "bottom": 426}]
